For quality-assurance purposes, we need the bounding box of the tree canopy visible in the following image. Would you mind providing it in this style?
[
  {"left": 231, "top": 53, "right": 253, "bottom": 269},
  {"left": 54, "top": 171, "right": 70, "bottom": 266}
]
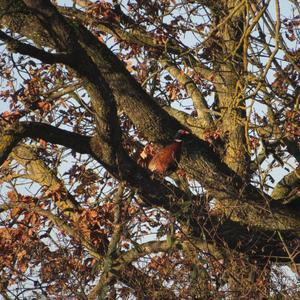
[{"left": 0, "top": 0, "right": 299, "bottom": 299}]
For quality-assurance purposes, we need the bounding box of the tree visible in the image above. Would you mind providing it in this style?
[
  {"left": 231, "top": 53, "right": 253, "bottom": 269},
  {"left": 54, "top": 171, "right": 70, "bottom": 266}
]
[{"left": 0, "top": 0, "right": 299, "bottom": 298}]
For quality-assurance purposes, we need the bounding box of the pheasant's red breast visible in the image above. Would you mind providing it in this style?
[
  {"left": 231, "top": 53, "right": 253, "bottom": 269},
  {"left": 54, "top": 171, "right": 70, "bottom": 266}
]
[{"left": 148, "top": 142, "right": 182, "bottom": 174}]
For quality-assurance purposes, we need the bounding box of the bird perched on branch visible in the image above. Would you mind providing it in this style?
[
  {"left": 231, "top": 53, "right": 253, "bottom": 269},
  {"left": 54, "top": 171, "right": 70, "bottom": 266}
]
[{"left": 148, "top": 129, "right": 189, "bottom": 175}]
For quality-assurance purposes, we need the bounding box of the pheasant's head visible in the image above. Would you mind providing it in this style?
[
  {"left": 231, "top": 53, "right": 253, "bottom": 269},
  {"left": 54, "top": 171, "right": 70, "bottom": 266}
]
[{"left": 173, "top": 129, "right": 190, "bottom": 142}]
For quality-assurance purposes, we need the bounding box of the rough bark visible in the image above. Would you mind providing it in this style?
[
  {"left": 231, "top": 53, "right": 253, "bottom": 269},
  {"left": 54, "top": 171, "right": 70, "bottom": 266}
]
[{"left": 0, "top": 2, "right": 299, "bottom": 298}]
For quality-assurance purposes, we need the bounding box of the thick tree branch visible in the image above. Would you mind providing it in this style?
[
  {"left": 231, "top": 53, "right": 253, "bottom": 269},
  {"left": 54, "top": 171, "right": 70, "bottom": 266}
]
[
  {"left": 22, "top": 0, "right": 79, "bottom": 51},
  {"left": 1, "top": 123, "right": 300, "bottom": 263},
  {"left": 283, "top": 137, "right": 300, "bottom": 163},
  {"left": 272, "top": 167, "right": 300, "bottom": 206},
  {"left": 0, "top": 122, "right": 92, "bottom": 166},
  {"left": 0, "top": 124, "right": 22, "bottom": 166},
  {"left": 10, "top": 144, "right": 81, "bottom": 212},
  {"left": 0, "top": 0, "right": 54, "bottom": 47},
  {"left": 0, "top": 30, "right": 70, "bottom": 64}
]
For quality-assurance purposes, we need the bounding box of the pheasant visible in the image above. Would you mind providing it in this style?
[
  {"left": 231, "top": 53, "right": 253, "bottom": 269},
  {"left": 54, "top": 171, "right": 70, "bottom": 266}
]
[{"left": 148, "top": 129, "right": 189, "bottom": 175}]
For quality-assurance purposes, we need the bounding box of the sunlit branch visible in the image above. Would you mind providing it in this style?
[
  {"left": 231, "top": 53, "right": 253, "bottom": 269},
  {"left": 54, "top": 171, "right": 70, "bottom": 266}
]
[
  {"left": 160, "top": 58, "right": 214, "bottom": 129},
  {"left": 272, "top": 168, "right": 300, "bottom": 205},
  {"left": 10, "top": 145, "right": 81, "bottom": 212}
]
